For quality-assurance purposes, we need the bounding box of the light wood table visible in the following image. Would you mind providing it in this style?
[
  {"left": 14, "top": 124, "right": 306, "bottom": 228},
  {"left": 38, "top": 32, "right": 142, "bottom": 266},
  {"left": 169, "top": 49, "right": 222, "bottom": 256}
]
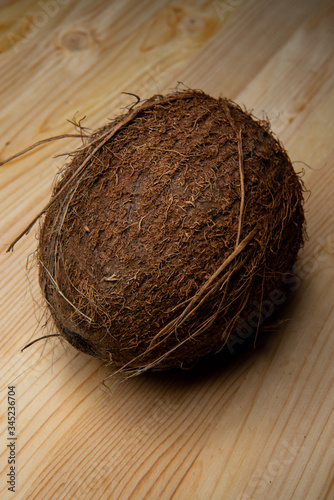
[{"left": 1, "top": 0, "right": 333, "bottom": 498}]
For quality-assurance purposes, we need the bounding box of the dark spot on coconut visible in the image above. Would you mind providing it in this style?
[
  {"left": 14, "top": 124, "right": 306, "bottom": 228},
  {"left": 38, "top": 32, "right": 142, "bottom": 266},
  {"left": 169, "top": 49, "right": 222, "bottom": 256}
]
[
  {"left": 61, "top": 327, "right": 97, "bottom": 357},
  {"left": 37, "top": 90, "right": 305, "bottom": 376}
]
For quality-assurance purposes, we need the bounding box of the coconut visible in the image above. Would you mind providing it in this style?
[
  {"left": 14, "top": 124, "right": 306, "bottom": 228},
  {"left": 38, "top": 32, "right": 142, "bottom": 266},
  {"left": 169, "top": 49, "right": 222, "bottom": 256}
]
[{"left": 36, "top": 90, "right": 305, "bottom": 375}]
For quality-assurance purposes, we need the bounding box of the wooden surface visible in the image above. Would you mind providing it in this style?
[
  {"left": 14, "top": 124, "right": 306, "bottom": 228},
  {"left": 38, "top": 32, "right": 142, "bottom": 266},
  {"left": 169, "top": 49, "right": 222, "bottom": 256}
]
[{"left": 1, "top": 0, "right": 334, "bottom": 498}]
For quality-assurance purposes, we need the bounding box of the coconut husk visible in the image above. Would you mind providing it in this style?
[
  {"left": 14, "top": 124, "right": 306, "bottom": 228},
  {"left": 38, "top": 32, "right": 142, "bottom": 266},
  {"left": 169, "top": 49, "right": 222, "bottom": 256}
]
[{"left": 34, "top": 89, "right": 305, "bottom": 376}]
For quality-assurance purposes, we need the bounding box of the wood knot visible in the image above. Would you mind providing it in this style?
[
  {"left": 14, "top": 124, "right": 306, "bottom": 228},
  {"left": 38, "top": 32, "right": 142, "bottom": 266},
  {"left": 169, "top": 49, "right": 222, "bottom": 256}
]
[{"left": 60, "top": 29, "right": 91, "bottom": 52}]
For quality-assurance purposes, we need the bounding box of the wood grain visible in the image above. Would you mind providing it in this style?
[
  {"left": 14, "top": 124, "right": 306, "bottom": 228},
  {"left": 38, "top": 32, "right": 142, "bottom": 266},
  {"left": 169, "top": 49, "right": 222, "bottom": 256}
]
[{"left": 1, "top": 0, "right": 333, "bottom": 499}]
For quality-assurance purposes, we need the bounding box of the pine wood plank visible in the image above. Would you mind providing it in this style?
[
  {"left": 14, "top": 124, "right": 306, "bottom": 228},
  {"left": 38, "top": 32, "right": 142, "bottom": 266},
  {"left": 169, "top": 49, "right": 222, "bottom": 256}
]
[{"left": 1, "top": 0, "right": 333, "bottom": 498}]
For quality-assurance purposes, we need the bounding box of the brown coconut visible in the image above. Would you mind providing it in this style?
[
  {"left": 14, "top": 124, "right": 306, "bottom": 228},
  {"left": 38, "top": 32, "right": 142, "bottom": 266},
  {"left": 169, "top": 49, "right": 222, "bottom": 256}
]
[{"left": 37, "top": 90, "right": 305, "bottom": 375}]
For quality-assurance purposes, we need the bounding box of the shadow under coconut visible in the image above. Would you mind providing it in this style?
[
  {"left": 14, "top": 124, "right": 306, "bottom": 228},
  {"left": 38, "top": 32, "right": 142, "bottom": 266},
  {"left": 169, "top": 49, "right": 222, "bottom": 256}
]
[
  {"left": 89, "top": 285, "right": 304, "bottom": 475},
  {"left": 134, "top": 283, "right": 303, "bottom": 388}
]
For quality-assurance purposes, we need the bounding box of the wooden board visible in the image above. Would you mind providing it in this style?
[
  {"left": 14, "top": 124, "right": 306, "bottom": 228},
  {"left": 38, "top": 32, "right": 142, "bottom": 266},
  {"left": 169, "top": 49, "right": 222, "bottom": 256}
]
[{"left": 1, "top": 0, "right": 333, "bottom": 498}]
